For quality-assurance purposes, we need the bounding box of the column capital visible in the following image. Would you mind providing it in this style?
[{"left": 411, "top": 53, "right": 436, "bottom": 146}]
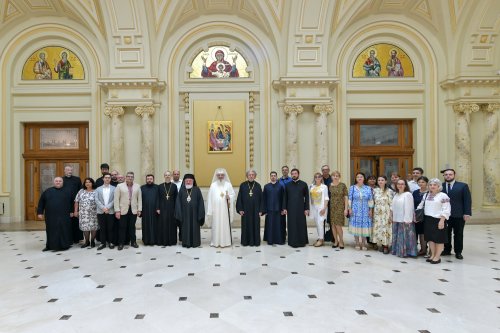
[
  {"left": 483, "top": 103, "right": 500, "bottom": 113},
  {"left": 313, "top": 104, "right": 334, "bottom": 115},
  {"left": 453, "top": 103, "right": 480, "bottom": 114},
  {"left": 283, "top": 104, "right": 303, "bottom": 116},
  {"left": 135, "top": 104, "right": 155, "bottom": 117},
  {"left": 104, "top": 105, "right": 124, "bottom": 117}
]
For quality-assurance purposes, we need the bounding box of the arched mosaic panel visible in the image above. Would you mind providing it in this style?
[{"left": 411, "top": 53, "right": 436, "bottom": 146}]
[
  {"left": 189, "top": 46, "right": 249, "bottom": 79},
  {"left": 352, "top": 44, "right": 414, "bottom": 78},
  {"left": 22, "top": 46, "right": 85, "bottom": 80}
]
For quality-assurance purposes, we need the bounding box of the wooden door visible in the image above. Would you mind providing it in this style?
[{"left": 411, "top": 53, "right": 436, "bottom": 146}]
[{"left": 23, "top": 123, "right": 88, "bottom": 221}]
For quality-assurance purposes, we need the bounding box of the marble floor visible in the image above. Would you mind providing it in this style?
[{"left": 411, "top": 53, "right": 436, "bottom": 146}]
[{"left": 1, "top": 225, "right": 499, "bottom": 333}]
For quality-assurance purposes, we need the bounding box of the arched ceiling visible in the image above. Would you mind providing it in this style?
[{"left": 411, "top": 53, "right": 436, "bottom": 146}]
[{"left": 0, "top": 0, "right": 105, "bottom": 36}]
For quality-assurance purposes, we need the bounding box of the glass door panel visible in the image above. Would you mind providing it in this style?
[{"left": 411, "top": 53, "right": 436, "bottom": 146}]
[{"left": 380, "top": 157, "right": 399, "bottom": 179}]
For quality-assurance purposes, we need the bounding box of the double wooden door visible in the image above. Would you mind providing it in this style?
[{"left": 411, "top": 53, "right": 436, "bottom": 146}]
[{"left": 23, "top": 123, "right": 88, "bottom": 221}]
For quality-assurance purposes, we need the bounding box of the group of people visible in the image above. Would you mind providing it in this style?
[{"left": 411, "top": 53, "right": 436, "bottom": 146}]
[
  {"left": 341, "top": 167, "right": 471, "bottom": 264},
  {"left": 37, "top": 163, "right": 472, "bottom": 264}
]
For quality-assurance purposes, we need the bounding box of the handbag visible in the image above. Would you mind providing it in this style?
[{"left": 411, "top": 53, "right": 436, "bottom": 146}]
[
  {"left": 346, "top": 185, "right": 353, "bottom": 219},
  {"left": 415, "top": 193, "right": 427, "bottom": 223}
]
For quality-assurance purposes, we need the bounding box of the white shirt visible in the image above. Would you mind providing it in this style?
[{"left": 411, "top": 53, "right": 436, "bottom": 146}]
[
  {"left": 391, "top": 192, "right": 414, "bottom": 223},
  {"left": 417, "top": 192, "right": 451, "bottom": 219},
  {"left": 408, "top": 180, "right": 419, "bottom": 193},
  {"left": 173, "top": 180, "right": 182, "bottom": 191},
  {"left": 103, "top": 185, "right": 111, "bottom": 206}
]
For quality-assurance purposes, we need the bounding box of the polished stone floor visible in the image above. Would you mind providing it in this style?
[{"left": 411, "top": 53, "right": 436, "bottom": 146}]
[{"left": 1, "top": 225, "right": 499, "bottom": 333}]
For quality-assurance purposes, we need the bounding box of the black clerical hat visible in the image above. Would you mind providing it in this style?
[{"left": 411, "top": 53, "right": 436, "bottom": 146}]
[{"left": 183, "top": 173, "right": 197, "bottom": 186}]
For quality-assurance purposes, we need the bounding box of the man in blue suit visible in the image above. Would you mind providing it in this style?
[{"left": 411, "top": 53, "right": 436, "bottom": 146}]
[{"left": 441, "top": 168, "right": 472, "bottom": 260}]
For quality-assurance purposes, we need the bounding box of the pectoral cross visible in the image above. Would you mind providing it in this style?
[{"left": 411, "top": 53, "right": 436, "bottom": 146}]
[
  {"left": 249, "top": 191, "right": 253, "bottom": 197},
  {"left": 166, "top": 194, "right": 170, "bottom": 200}
]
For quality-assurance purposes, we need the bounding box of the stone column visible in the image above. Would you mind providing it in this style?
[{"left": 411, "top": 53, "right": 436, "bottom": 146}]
[
  {"left": 482, "top": 103, "right": 500, "bottom": 205},
  {"left": 314, "top": 104, "right": 334, "bottom": 169},
  {"left": 283, "top": 104, "right": 303, "bottom": 168},
  {"left": 104, "top": 105, "right": 125, "bottom": 174},
  {"left": 135, "top": 105, "right": 155, "bottom": 180},
  {"left": 453, "top": 103, "right": 479, "bottom": 186}
]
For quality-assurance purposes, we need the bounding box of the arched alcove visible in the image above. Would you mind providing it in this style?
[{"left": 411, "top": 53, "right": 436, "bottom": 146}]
[
  {"left": 0, "top": 23, "right": 105, "bottom": 221},
  {"left": 156, "top": 21, "right": 280, "bottom": 186}
]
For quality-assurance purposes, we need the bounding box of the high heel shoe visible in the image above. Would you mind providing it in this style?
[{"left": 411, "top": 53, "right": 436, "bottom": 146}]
[
  {"left": 332, "top": 242, "right": 339, "bottom": 248},
  {"left": 81, "top": 241, "right": 90, "bottom": 248},
  {"left": 90, "top": 240, "right": 95, "bottom": 248}
]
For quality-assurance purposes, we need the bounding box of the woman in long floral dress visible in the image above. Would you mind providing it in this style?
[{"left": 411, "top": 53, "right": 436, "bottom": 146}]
[
  {"left": 74, "top": 178, "right": 98, "bottom": 248},
  {"left": 371, "top": 176, "right": 393, "bottom": 254},
  {"left": 348, "top": 172, "right": 374, "bottom": 250}
]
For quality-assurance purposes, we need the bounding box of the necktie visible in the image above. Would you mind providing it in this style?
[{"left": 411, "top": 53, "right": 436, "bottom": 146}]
[{"left": 447, "top": 183, "right": 451, "bottom": 193}]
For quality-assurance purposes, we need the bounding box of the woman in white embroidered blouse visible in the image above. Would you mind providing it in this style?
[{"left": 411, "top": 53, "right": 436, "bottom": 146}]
[
  {"left": 309, "top": 173, "right": 329, "bottom": 247},
  {"left": 390, "top": 179, "right": 417, "bottom": 257},
  {"left": 416, "top": 178, "right": 451, "bottom": 264}
]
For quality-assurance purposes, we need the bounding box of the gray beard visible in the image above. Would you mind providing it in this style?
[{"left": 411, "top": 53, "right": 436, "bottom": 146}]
[{"left": 185, "top": 184, "right": 193, "bottom": 189}]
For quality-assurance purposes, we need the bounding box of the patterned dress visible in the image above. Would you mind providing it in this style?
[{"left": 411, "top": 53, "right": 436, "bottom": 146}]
[
  {"left": 75, "top": 189, "right": 98, "bottom": 231},
  {"left": 372, "top": 188, "right": 393, "bottom": 246},
  {"left": 329, "top": 182, "right": 348, "bottom": 226},
  {"left": 348, "top": 185, "right": 374, "bottom": 237}
]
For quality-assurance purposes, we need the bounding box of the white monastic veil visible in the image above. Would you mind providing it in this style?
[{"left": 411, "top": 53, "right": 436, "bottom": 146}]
[{"left": 211, "top": 168, "right": 232, "bottom": 185}]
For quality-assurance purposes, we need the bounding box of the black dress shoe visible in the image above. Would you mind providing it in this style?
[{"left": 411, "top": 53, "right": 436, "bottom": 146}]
[
  {"left": 430, "top": 259, "right": 441, "bottom": 264},
  {"left": 97, "top": 244, "right": 106, "bottom": 250},
  {"left": 455, "top": 254, "right": 463, "bottom": 260},
  {"left": 109, "top": 244, "right": 115, "bottom": 249},
  {"left": 131, "top": 242, "right": 139, "bottom": 248},
  {"left": 118, "top": 245, "right": 123, "bottom": 251},
  {"left": 42, "top": 247, "right": 49, "bottom": 252},
  {"left": 441, "top": 251, "right": 451, "bottom": 256}
]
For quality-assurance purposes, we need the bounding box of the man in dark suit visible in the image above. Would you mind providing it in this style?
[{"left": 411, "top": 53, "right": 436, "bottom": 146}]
[{"left": 441, "top": 168, "right": 472, "bottom": 260}]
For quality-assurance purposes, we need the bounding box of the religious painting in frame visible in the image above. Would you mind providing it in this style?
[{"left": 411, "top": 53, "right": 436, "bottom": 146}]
[
  {"left": 22, "top": 46, "right": 85, "bottom": 80},
  {"left": 208, "top": 121, "right": 233, "bottom": 153},
  {"left": 352, "top": 43, "right": 414, "bottom": 78}
]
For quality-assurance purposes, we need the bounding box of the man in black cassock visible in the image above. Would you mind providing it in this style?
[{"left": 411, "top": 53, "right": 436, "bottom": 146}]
[
  {"left": 174, "top": 174, "right": 205, "bottom": 248},
  {"left": 62, "top": 165, "right": 83, "bottom": 243},
  {"left": 141, "top": 174, "right": 159, "bottom": 246},
  {"left": 236, "top": 169, "right": 264, "bottom": 246},
  {"left": 157, "top": 171, "right": 178, "bottom": 246},
  {"left": 37, "top": 177, "right": 73, "bottom": 251},
  {"left": 262, "top": 171, "right": 285, "bottom": 245},
  {"left": 282, "top": 168, "right": 310, "bottom": 247}
]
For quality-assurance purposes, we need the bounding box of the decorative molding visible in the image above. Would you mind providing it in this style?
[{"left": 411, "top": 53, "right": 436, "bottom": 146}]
[
  {"left": 135, "top": 104, "right": 155, "bottom": 117},
  {"left": 103, "top": 105, "right": 124, "bottom": 117},
  {"left": 440, "top": 76, "right": 500, "bottom": 88},
  {"left": 249, "top": 92, "right": 255, "bottom": 168},
  {"left": 452, "top": 103, "right": 480, "bottom": 114},
  {"left": 98, "top": 78, "right": 166, "bottom": 89},
  {"left": 283, "top": 103, "right": 303, "bottom": 116},
  {"left": 313, "top": 104, "right": 334, "bottom": 115},
  {"left": 483, "top": 103, "right": 500, "bottom": 113},
  {"left": 273, "top": 77, "right": 339, "bottom": 89},
  {"left": 183, "top": 93, "right": 190, "bottom": 168}
]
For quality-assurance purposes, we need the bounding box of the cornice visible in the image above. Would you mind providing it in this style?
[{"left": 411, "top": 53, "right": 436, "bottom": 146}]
[
  {"left": 97, "top": 78, "right": 166, "bottom": 90},
  {"left": 440, "top": 76, "right": 500, "bottom": 89},
  {"left": 272, "top": 77, "right": 340, "bottom": 89}
]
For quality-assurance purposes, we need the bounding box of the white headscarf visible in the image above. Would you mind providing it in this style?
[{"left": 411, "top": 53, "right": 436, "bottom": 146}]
[{"left": 211, "top": 168, "right": 232, "bottom": 185}]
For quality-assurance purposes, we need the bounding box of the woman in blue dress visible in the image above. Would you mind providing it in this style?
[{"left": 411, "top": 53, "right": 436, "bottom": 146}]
[{"left": 348, "top": 172, "right": 374, "bottom": 250}]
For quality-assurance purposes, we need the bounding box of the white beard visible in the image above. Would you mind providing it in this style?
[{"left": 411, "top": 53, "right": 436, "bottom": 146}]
[{"left": 185, "top": 184, "right": 193, "bottom": 189}]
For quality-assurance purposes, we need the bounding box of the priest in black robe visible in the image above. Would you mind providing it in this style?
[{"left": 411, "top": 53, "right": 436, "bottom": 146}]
[
  {"left": 141, "top": 174, "right": 159, "bottom": 245},
  {"left": 62, "top": 165, "right": 82, "bottom": 243},
  {"left": 236, "top": 169, "right": 264, "bottom": 246},
  {"left": 262, "top": 171, "right": 285, "bottom": 245},
  {"left": 174, "top": 174, "right": 205, "bottom": 248},
  {"left": 157, "top": 171, "right": 178, "bottom": 246},
  {"left": 37, "top": 177, "right": 73, "bottom": 251},
  {"left": 282, "top": 168, "right": 310, "bottom": 247}
]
